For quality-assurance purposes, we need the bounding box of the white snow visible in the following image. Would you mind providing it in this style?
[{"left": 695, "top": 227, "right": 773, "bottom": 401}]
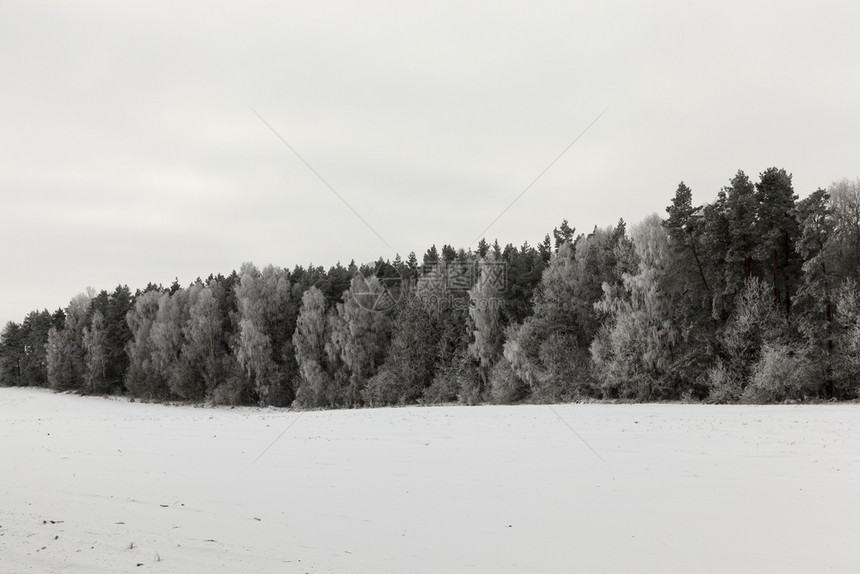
[{"left": 1, "top": 387, "right": 858, "bottom": 573}]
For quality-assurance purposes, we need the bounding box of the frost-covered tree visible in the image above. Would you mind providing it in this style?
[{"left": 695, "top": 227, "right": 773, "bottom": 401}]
[
  {"left": 293, "top": 286, "right": 339, "bottom": 407},
  {"left": 184, "top": 283, "right": 237, "bottom": 400},
  {"left": 328, "top": 274, "right": 392, "bottom": 406},
  {"left": 46, "top": 292, "right": 91, "bottom": 391},
  {"left": 363, "top": 289, "right": 441, "bottom": 406},
  {"left": 707, "top": 277, "right": 787, "bottom": 402},
  {"left": 591, "top": 215, "right": 682, "bottom": 400},
  {"left": 125, "top": 290, "right": 169, "bottom": 399},
  {"left": 468, "top": 255, "right": 503, "bottom": 394},
  {"left": 83, "top": 310, "right": 110, "bottom": 394},
  {"left": 829, "top": 178, "right": 860, "bottom": 283},
  {"left": 743, "top": 341, "right": 814, "bottom": 403},
  {"left": 832, "top": 280, "right": 860, "bottom": 398},
  {"left": 505, "top": 222, "right": 635, "bottom": 401},
  {"left": 235, "top": 263, "right": 296, "bottom": 406},
  {"left": 146, "top": 287, "right": 208, "bottom": 400}
]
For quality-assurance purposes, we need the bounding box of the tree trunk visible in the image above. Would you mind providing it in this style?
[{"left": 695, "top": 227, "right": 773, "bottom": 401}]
[
  {"left": 689, "top": 237, "right": 711, "bottom": 299},
  {"left": 772, "top": 248, "right": 781, "bottom": 306}
]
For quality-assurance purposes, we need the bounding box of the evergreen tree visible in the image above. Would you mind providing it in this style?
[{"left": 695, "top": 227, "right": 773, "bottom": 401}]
[
  {"left": 363, "top": 289, "right": 440, "bottom": 405},
  {"left": 103, "top": 285, "right": 134, "bottom": 388},
  {"left": 794, "top": 189, "right": 838, "bottom": 397},
  {"left": 499, "top": 241, "right": 546, "bottom": 326},
  {"left": 538, "top": 234, "right": 552, "bottom": 263},
  {"left": 0, "top": 321, "right": 23, "bottom": 386},
  {"left": 406, "top": 252, "right": 420, "bottom": 277},
  {"left": 553, "top": 219, "right": 575, "bottom": 251},
  {"left": 476, "top": 238, "right": 490, "bottom": 258},
  {"left": 755, "top": 167, "right": 801, "bottom": 315},
  {"left": 423, "top": 245, "right": 440, "bottom": 267},
  {"left": 406, "top": 259, "right": 470, "bottom": 403},
  {"left": 664, "top": 182, "right": 711, "bottom": 304},
  {"left": 18, "top": 310, "right": 53, "bottom": 387},
  {"left": 724, "top": 171, "right": 759, "bottom": 292}
]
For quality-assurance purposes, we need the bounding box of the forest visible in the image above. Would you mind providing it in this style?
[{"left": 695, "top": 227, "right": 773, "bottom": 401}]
[{"left": 2, "top": 168, "right": 860, "bottom": 407}]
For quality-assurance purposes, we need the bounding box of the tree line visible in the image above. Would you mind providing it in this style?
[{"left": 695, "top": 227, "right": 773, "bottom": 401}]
[{"left": 2, "top": 169, "right": 860, "bottom": 406}]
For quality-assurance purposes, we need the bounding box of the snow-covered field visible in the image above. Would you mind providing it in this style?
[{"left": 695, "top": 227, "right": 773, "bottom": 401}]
[{"left": 1, "top": 387, "right": 858, "bottom": 573}]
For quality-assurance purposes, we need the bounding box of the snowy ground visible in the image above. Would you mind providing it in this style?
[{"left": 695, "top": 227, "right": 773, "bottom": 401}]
[{"left": 1, "top": 387, "right": 858, "bottom": 573}]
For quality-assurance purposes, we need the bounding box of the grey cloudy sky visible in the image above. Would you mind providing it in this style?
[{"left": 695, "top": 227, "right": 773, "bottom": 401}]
[{"left": 2, "top": 1, "right": 859, "bottom": 326}]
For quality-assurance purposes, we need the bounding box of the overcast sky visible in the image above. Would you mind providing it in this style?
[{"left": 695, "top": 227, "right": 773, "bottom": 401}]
[{"left": 2, "top": 1, "right": 859, "bottom": 326}]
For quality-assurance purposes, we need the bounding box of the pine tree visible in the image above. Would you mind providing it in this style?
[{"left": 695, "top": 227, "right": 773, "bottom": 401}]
[
  {"left": 0, "top": 321, "right": 23, "bottom": 386},
  {"left": 664, "top": 182, "right": 711, "bottom": 303},
  {"left": 423, "top": 245, "right": 440, "bottom": 268},
  {"left": 724, "top": 171, "right": 759, "bottom": 288},
  {"left": 104, "top": 285, "right": 133, "bottom": 389},
  {"left": 755, "top": 167, "right": 801, "bottom": 315},
  {"left": 17, "top": 310, "right": 53, "bottom": 387},
  {"left": 476, "top": 238, "right": 490, "bottom": 258},
  {"left": 553, "top": 219, "right": 575, "bottom": 251},
  {"left": 538, "top": 234, "right": 552, "bottom": 263}
]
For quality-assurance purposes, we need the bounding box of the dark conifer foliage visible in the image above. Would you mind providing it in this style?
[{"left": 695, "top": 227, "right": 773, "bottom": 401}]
[{"left": 2, "top": 169, "right": 859, "bottom": 405}]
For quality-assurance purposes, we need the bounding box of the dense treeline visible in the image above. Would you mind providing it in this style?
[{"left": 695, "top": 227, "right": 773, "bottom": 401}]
[{"left": 3, "top": 170, "right": 860, "bottom": 406}]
